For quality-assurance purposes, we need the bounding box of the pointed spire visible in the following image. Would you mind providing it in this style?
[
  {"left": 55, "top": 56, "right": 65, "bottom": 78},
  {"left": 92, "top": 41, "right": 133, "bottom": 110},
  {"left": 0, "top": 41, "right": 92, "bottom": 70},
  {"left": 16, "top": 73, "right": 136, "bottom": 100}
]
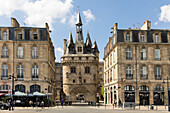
[
  {"left": 85, "top": 32, "right": 92, "bottom": 47},
  {"left": 92, "top": 40, "right": 99, "bottom": 52},
  {"left": 76, "top": 11, "right": 83, "bottom": 26},
  {"left": 67, "top": 32, "right": 74, "bottom": 47}
]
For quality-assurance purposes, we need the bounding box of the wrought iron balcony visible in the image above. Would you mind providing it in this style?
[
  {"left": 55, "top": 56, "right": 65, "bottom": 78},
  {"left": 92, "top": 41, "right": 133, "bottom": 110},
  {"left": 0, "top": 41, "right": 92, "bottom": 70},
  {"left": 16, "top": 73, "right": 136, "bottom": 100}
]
[
  {"left": 1, "top": 76, "right": 8, "bottom": 80},
  {"left": 1, "top": 55, "right": 8, "bottom": 58},
  {"left": 32, "top": 76, "right": 39, "bottom": 81},
  {"left": 155, "top": 75, "right": 162, "bottom": 80},
  {"left": 126, "top": 74, "right": 133, "bottom": 79},
  {"left": 141, "top": 57, "right": 146, "bottom": 60},
  {"left": 155, "top": 58, "right": 161, "bottom": 60},
  {"left": 126, "top": 57, "right": 132, "bottom": 60},
  {"left": 140, "top": 74, "right": 148, "bottom": 79}
]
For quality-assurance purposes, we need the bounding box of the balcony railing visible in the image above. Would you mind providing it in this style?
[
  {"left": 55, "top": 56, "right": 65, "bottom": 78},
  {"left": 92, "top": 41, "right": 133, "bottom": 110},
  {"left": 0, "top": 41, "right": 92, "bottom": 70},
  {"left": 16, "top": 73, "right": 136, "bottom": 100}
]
[
  {"left": 140, "top": 74, "right": 148, "bottom": 79},
  {"left": 155, "top": 75, "right": 162, "bottom": 80},
  {"left": 32, "top": 56, "right": 38, "bottom": 59},
  {"left": 17, "top": 55, "right": 23, "bottom": 59},
  {"left": 17, "top": 78, "right": 23, "bottom": 81},
  {"left": 141, "top": 57, "right": 146, "bottom": 60},
  {"left": 1, "top": 55, "right": 8, "bottom": 58},
  {"left": 32, "top": 75, "right": 39, "bottom": 81},
  {"left": 155, "top": 58, "right": 161, "bottom": 60},
  {"left": 1, "top": 76, "right": 8, "bottom": 80},
  {"left": 126, "top": 74, "right": 133, "bottom": 79},
  {"left": 126, "top": 57, "right": 132, "bottom": 60}
]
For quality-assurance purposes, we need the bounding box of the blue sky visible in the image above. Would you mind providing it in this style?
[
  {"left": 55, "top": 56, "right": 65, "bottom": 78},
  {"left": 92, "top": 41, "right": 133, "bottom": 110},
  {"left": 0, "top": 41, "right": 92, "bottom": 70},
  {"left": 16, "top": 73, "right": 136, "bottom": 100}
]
[{"left": 0, "top": 0, "right": 170, "bottom": 61}]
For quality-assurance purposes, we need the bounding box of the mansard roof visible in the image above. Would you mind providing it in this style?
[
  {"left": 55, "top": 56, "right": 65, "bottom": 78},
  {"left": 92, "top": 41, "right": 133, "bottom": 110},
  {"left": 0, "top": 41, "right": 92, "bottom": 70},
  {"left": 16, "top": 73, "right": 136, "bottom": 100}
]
[{"left": 116, "top": 29, "right": 169, "bottom": 43}]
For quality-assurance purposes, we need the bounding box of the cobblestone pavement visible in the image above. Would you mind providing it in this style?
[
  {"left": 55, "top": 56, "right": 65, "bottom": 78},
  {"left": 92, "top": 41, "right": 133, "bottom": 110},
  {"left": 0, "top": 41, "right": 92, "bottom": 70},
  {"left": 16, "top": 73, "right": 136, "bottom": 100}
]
[{"left": 0, "top": 105, "right": 169, "bottom": 113}]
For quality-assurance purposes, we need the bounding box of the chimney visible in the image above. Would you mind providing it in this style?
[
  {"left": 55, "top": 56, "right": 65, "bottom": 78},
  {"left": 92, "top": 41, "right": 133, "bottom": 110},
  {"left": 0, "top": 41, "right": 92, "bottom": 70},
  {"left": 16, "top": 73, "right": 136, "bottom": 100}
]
[
  {"left": 64, "top": 39, "right": 67, "bottom": 54},
  {"left": 140, "top": 20, "right": 151, "bottom": 30},
  {"left": 11, "top": 17, "right": 20, "bottom": 27}
]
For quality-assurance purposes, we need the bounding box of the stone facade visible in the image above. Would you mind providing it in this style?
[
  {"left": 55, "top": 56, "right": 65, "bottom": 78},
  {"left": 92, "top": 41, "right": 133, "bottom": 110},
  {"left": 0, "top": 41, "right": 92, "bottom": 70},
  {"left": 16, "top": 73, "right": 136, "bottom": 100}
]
[
  {"left": 55, "top": 62, "right": 63, "bottom": 100},
  {"left": 104, "top": 20, "right": 170, "bottom": 105},
  {"left": 61, "top": 12, "right": 100, "bottom": 102},
  {"left": 99, "top": 62, "right": 104, "bottom": 100},
  {"left": 0, "top": 18, "right": 55, "bottom": 101}
]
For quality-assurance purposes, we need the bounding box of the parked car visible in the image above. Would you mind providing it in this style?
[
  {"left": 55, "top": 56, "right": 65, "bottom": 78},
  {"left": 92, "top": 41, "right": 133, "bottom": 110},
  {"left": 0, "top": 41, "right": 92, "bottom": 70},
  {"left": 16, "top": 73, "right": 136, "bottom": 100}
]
[{"left": 0, "top": 101, "right": 10, "bottom": 110}]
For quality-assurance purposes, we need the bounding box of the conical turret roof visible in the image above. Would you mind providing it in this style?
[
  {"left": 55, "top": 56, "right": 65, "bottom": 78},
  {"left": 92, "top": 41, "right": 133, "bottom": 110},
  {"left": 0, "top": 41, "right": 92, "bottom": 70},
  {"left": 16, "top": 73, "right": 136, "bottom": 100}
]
[
  {"left": 92, "top": 40, "right": 99, "bottom": 52},
  {"left": 85, "top": 32, "right": 92, "bottom": 47},
  {"left": 76, "top": 11, "right": 83, "bottom": 26},
  {"left": 67, "top": 32, "right": 74, "bottom": 47}
]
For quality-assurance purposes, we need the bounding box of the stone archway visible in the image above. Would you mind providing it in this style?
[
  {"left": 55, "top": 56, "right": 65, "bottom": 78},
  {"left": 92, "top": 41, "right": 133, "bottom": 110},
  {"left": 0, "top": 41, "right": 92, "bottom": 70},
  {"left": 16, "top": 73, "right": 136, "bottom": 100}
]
[{"left": 69, "top": 86, "right": 92, "bottom": 101}]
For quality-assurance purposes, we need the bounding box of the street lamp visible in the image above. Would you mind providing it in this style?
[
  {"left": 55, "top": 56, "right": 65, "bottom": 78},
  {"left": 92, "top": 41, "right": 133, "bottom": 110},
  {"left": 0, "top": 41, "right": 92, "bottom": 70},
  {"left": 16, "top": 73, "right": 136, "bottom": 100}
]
[
  {"left": 163, "top": 75, "right": 170, "bottom": 111},
  {"left": 8, "top": 74, "right": 15, "bottom": 111}
]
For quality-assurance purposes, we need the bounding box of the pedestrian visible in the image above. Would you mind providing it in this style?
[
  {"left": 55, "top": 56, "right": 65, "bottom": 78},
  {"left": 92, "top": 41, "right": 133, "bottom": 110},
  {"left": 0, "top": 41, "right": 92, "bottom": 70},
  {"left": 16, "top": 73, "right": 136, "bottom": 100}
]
[
  {"left": 118, "top": 98, "right": 121, "bottom": 108},
  {"left": 114, "top": 99, "right": 117, "bottom": 107},
  {"left": 41, "top": 101, "right": 44, "bottom": 109},
  {"left": 29, "top": 100, "right": 33, "bottom": 107},
  {"left": 143, "top": 99, "right": 146, "bottom": 106},
  {"left": 61, "top": 99, "right": 64, "bottom": 107}
]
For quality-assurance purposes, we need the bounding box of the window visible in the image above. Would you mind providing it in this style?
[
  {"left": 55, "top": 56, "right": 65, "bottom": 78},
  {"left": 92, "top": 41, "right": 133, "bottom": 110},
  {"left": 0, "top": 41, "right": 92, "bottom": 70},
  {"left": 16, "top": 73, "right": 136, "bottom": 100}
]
[
  {"left": 126, "top": 48, "right": 132, "bottom": 60},
  {"left": 100, "top": 68, "right": 102, "bottom": 72},
  {"left": 84, "top": 79, "right": 86, "bottom": 83},
  {"left": 140, "top": 34, "right": 145, "bottom": 42},
  {"left": 85, "top": 67, "right": 90, "bottom": 74},
  {"left": 15, "top": 84, "right": 25, "bottom": 93},
  {"left": 32, "top": 65, "right": 38, "bottom": 80},
  {"left": 79, "top": 57, "right": 81, "bottom": 60},
  {"left": 126, "top": 33, "right": 130, "bottom": 41},
  {"left": 100, "top": 74, "right": 103, "bottom": 79},
  {"left": 79, "top": 77, "right": 82, "bottom": 84},
  {"left": 32, "top": 47, "right": 38, "bottom": 58},
  {"left": 140, "top": 66, "right": 147, "bottom": 79},
  {"left": 153, "top": 86, "right": 164, "bottom": 91},
  {"left": 141, "top": 49, "right": 146, "bottom": 60},
  {"left": 2, "top": 65, "right": 8, "bottom": 80},
  {"left": 17, "top": 65, "right": 23, "bottom": 80},
  {"left": 0, "top": 85, "right": 10, "bottom": 91},
  {"left": 18, "top": 31, "right": 23, "bottom": 39},
  {"left": 3, "top": 31, "right": 7, "bottom": 40},
  {"left": 71, "top": 67, "right": 76, "bottom": 73},
  {"left": 139, "top": 86, "right": 149, "bottom": 91},
  {"left": 125, "top": 85, "right": 134, "bottom": 91},
  {"left": 73, "top": 79, "right": 75, "bottom": 83},
  {"left": 126, "top": 66, "right": 133, "bottom": 79},
  {"left": 72, "top": 57, "right": 74, "bottom": 60},
  {"left": 18, "top": 47, "right": 23, "bottom": 58},
  {"left": 2, "top": 46, "right": 8, "bottom": 58},
  {"left": 155, "top": 34, "right": 159, "bottom": 43},
  {"left": 155, "top": 49, "right": 160, "bottom": 60},
  {"left": 93, "top": 74, "right": 96, "bottom": 81},
  {"left": 86, "top": 57, "right": 88, "bottom": 60},
  {"left": 155, "top": 66, "right": 161, "bottom": 80},
  {"left": 94, "top": 57, "right": 96, "bottom": 60},
  {"left": 78, "top": 46, "right": 82, "bottom": 52},
  {"left": 30, "top": 84, "right": 40, "bottom": 93},
  {"left": 33, "top": 31, "right": 38, "bottom": 40}
]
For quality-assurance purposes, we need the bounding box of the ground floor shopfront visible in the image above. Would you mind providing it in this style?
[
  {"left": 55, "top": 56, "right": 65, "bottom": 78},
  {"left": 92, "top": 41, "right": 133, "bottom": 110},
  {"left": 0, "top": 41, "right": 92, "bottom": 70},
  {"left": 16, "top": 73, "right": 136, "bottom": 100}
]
[{"left": 104, "top": 82, "right": 170, "bottom": 105}]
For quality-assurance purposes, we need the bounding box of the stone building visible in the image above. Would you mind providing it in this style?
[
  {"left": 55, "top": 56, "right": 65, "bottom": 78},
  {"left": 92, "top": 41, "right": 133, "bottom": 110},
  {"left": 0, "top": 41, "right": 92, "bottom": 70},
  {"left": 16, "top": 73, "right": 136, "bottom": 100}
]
[
  {"left": 55, "top": 62, "right": 63, "bottom": 100},
  {"left": 61, "top": 12, "right": 100, "bottom": 102},
  {"left": 0, "top": 18, "right": 55, "bottom": 101},
  {"left": 99, "top": 61, "right": 104, "bottom": 100},
  {"left": 104, "top": 20, "right": 170, "bottom": 105}
]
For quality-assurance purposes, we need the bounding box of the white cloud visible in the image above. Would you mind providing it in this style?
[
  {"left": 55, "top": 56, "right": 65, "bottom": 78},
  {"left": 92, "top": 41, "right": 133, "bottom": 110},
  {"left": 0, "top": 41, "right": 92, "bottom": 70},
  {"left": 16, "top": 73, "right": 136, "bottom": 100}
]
[
  {"left": 82, "top": 9, "right": 95, "bottom": 23},
  {"left": 99, "top": 59, "right": 104, "bottom": 62},
  {"left": 154, "top": 21, "right": 158, "bottom": 26},
  {"left": 159, "top": 4, "right": 170, "bottom": 22},
  {"left": 0, "top": 0, "right": 73, "bottom": 29},
  {"left": 55, "top": 47, "right": 64, "bottom": 61},
  {"left": 68, "top": 12, "right": 77, "bottom": 27}
]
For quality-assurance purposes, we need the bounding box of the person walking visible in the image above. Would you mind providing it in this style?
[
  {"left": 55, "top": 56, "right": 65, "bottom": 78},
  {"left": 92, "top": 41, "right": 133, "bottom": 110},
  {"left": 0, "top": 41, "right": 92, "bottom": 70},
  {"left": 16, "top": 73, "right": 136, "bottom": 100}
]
[
  {"left": 29, "top": 100, "right": 33, "bottom": 107},
  {"left": 61, "top": 99, "right": 64, "bottom": 107},
  {"left": 114, "top": 99, "right": 117, "bottom": 107},
  {"left": 41, "top": 101, "right": 44, "bottom": 109},
  {"left": 118, "top": 98, "right": 121, "bottom": 108}
]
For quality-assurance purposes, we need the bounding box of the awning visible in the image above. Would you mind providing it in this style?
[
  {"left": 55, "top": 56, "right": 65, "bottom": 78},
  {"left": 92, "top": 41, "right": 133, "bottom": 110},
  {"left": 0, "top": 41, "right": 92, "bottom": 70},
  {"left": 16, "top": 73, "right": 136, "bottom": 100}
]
[
  {"left": 14, "top": 91, "right": 27, "bottom": 96},
  {"left": 33, "top": 91, "right": 45, "bottom": 96},
  {"left": 0, "top": 93, "right": 7, "bottom": 97}
]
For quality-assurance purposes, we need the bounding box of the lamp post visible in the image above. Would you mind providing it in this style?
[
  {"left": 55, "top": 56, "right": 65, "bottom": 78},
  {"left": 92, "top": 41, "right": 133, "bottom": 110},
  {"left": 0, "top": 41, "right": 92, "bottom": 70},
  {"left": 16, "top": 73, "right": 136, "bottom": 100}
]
[{"left": 167, "top": 75, "right": 170, "bottom": 111}]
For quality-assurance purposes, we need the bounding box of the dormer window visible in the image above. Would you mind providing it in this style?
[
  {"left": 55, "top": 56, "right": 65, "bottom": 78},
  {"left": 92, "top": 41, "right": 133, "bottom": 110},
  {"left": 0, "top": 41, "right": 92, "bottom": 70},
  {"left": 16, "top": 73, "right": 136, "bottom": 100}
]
[
  {"left": 78, "top": 46, "right": 82, "bottom": 52},
  {"left": 33, "top": 31, "right": 38, "bottom": 40},
  {"left": 18, "top": 31, "right": 23, "bottom": 40},
  {"left": 3, "top": 31, "right": 7, "bottom": 40},
  {"left": 140, "top": 34, "right": 145, "bottom": 42},
  {"left": 126, "top": 33, "right": 130, "bottom": 41},
  {"left": 155, "top": 34, "right": 159, "bottom": 43}
]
